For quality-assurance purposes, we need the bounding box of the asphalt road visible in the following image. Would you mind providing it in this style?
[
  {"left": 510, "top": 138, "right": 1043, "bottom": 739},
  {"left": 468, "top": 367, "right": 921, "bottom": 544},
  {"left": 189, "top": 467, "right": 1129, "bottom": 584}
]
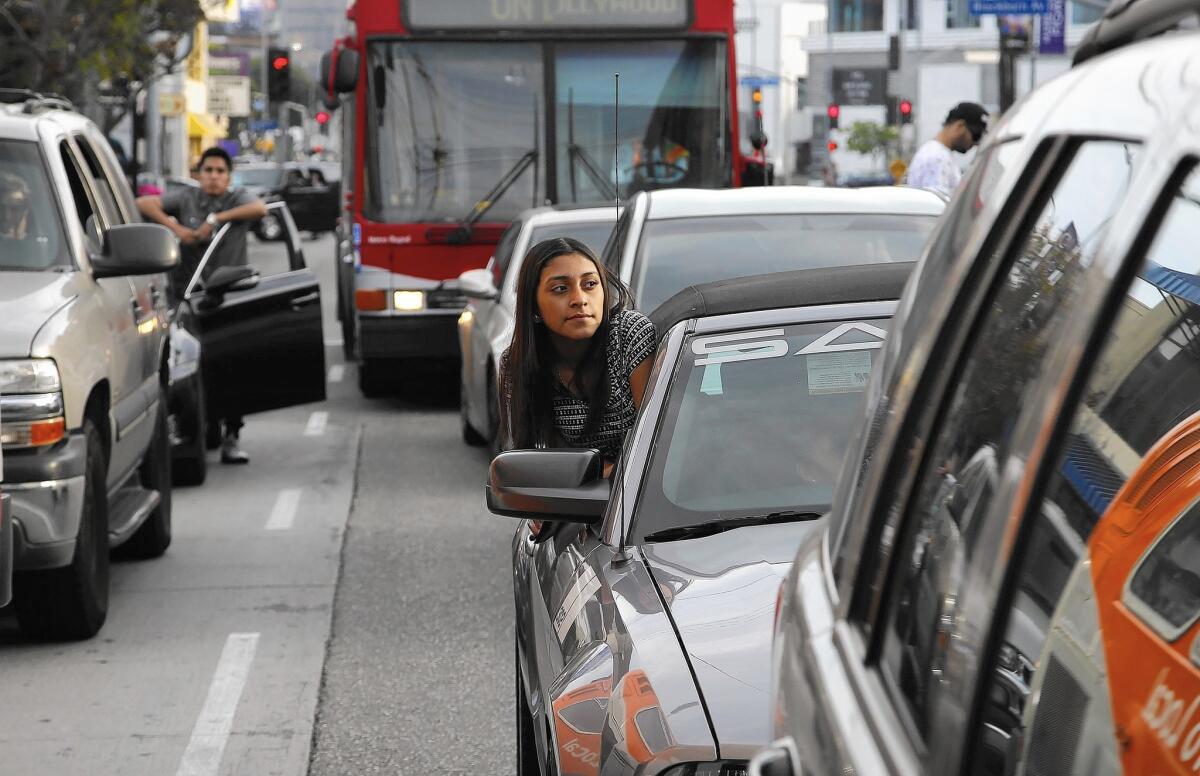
[{"left": 0, "top": 231, "right": 515, "bottom": 774}]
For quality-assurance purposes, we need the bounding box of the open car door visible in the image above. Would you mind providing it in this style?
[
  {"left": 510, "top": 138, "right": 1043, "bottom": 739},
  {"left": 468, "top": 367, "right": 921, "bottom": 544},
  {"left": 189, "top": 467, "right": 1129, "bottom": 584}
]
[{"left": 184, "top": 202, "right": 326, "bottom": 420}]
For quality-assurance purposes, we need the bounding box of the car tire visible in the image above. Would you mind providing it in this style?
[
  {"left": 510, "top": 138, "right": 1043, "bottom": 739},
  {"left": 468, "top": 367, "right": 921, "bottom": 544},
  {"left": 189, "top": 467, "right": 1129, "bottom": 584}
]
[
  {"left": 461, "top": 378, "right": 487, "bottom": 447},
  {"left": 122, "top": 393, "right": 173, "bottom": 558},
  {"left": 13, "top": 419, "right": 110, "bottom": 640},
  {"left": 515, "top": 643, "right": 541, "bottom": 776},
  {"left": 358, "top": 358, "right": 386, "bottom": 398},
  {"left": 257, "top": 214, "right": 283, "bottom": 241},
  {"left": 173, "top": 379, "right": 208, "bottom": 487},
  {"left": 341, "top": 309, "right": 356, "bottom": 360}
]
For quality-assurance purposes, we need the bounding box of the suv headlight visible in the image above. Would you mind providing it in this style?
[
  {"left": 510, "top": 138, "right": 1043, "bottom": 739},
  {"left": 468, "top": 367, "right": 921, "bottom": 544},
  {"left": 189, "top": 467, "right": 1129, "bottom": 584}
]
[
  {"left": 0, "top": 359, "right": 66, "bottom": 449},
  {"left": 0, "top": 359, "right": 61, "bottom": 393}
]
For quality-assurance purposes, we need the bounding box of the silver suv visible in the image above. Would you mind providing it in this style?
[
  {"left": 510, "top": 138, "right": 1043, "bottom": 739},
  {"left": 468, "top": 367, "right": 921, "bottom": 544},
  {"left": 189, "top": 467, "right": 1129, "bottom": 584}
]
[{"left": 0, "top": 91, "right": 178, "bottom": 640}]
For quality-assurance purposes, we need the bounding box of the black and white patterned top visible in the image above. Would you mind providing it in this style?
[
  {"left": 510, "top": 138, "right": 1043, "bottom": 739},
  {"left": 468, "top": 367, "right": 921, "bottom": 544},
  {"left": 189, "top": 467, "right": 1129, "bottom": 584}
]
[
  {"left": 552, "top": 309, "right": 656, "bottom": 460},
  {"left": 501, "top": 309, "right": 657, "bottom": 460}
]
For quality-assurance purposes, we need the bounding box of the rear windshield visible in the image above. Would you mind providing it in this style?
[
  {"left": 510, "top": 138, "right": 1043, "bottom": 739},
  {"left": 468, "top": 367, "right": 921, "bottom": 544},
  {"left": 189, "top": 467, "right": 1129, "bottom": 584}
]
[
  {"left": 528, "top": 220, "right": 615, "bottom": 256},
  {"left": 632, "top": 213, "right": 937, "bottom": 312},
  {"left": 0, "top": 140, "right": 70, "bottom": 271},
  {"left": 232, "top": 167, "right": 283, "bottom": 188},
  {"left": 632, "top": 319, "right": 890, "bottom": 541}
]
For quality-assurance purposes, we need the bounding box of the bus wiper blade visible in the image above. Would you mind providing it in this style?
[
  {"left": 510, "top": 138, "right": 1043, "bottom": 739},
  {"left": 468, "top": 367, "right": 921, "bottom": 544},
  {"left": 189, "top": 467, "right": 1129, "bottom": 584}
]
[
  {"left": 443, "top": 149, "right": 538, "bottom": 244},
  {"left": 642, "top": 510, "right": 824, "bottom": 543}
]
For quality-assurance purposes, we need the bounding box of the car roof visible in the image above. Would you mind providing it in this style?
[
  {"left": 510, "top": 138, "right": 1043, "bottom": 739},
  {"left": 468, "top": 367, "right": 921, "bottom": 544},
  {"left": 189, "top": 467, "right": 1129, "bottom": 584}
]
[
  {"left": 642, "top": 186, "right": 945, "bottom": 220},
  {"left": 523, "top": 204, "right": 622, "bottom": 228},
  {"left": 649, "top": 262, "right": 915, "bottom": 335},
  {"left": 0, "top": 103, "right": 91, "bottom": 142}
]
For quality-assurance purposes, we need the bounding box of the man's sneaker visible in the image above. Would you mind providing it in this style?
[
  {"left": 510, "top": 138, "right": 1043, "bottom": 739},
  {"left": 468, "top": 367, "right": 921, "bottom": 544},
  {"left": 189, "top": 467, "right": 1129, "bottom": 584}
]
[{"left": 220, "top": 435, "right": 249, "bottom": 465}]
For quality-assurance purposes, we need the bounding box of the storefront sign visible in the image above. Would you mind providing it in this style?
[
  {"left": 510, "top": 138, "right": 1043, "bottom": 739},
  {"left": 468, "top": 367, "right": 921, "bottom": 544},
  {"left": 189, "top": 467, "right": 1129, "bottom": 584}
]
[
  {"left": 405, "top": 0, "right": 691, "bottom": 30},
  {"left": 208, "top": 76, "right": 251, "bottom": 117},
  {"left": 969, "top": 0, "right": 1047, "bottom": 14}
]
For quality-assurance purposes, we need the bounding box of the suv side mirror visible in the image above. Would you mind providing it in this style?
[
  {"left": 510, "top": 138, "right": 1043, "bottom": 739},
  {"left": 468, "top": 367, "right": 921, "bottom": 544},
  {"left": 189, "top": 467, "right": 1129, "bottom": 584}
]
[
  {"left": 486, "top": 449, "right": 610, "bottom": 524},
  {"left": 459, "top": 268, "right": 499, "bottom": 301},
  {"left": 92, "top": 223, "right": 179, "bottom": 278},
  {"left": 204, "top": 265, "right": 260, "bottom": 295},
  {"left": 749, "top": 740, "right": 800, "bottom": 776}
]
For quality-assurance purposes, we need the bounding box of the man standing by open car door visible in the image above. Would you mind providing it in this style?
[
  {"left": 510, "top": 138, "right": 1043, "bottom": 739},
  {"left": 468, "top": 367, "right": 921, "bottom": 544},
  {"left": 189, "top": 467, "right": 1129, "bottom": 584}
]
[{"left": 137, "top": 147, "right": 267, "bottom": 466}]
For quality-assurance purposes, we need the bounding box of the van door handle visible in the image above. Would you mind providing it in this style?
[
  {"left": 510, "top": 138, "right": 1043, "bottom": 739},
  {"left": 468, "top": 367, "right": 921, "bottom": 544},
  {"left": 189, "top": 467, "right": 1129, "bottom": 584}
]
[{"left": 290, "top": 291, "right": 319, "bottom": 310}]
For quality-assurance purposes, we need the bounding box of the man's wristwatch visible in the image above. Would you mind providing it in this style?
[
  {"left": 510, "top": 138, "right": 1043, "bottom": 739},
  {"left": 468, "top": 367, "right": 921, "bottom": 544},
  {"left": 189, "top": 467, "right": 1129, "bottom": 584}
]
[{"left": 205, "top": 212, "right": 221, "bottom": 227}]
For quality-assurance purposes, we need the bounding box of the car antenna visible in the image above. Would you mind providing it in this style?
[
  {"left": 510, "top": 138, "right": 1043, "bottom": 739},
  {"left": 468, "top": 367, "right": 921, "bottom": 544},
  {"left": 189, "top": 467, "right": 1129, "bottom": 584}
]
[{"left": 613, "top": 71, "right": 633, "bottom": 566}]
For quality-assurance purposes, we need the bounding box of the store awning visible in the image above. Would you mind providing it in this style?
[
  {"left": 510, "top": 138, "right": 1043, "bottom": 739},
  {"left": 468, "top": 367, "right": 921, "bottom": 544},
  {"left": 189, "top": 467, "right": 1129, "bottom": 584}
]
[{"left": 187, "top": 112, "right": 225, "bottom": 139}]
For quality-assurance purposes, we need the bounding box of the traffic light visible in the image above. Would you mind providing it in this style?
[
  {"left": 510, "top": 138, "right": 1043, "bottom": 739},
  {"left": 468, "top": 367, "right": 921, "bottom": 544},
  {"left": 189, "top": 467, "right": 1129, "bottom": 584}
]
[
  {"left": 315, "top": 110, "right": 331, "bottom": 126},
  {"left": 751, "top": 88, "right": 763, "bottom": 106},
  {"left": 827, "top": 103, "right": 840, "bottom": 130},
  {"left": 899, "top": 99, "right": 913, "bottom": 124},
  {"left": 268, "top": 47, "right": 291, "bottom": 102}
]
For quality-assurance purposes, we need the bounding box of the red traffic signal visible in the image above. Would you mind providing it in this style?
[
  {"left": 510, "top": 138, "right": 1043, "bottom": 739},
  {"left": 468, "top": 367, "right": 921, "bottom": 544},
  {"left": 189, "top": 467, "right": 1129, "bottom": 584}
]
[
  {"left": 272, "top": 55, "right": 290, "bottom": 71},
  {"left": 899, "top": 99, "right": 912, "bottom": 116},
  {"left": 827, "top": 103, "right": 840, "bottom": 129},
  {"left": 827, "top": 141, "right": 838, "bottom": 152},
  {"left": 315, "top": 110, "right": 331, "bottom": 125}
]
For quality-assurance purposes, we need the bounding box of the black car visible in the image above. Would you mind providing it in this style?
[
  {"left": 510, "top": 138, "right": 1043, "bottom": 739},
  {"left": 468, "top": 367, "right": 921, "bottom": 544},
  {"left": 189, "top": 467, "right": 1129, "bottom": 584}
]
[
  {"left": 232, "top": 162, "right": 340, "bottom": 240},
  {"left": 167, "top": 201, "right": 327, "bottom": 484}
]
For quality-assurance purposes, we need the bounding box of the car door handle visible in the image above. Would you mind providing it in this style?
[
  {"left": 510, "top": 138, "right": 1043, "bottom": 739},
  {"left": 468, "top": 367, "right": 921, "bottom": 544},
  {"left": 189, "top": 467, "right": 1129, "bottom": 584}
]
[{"left": 290, "top": 291, "right": 319, "bottom": 310}]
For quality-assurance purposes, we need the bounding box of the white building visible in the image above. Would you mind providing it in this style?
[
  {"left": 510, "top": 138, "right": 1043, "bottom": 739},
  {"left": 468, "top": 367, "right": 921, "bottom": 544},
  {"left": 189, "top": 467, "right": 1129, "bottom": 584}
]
[{"left": 738, "top": 0, "right": 1105, "bottom": 183}]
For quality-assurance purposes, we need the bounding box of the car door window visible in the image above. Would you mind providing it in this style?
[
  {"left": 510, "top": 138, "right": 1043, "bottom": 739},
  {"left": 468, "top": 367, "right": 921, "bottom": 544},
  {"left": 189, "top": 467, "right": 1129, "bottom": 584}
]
[
  {"left": 72, "top": 136, "right": 125, "bottom": 227},
  {"left": 492, "top": 221, "right": 521, "bottom": 289},
  {"left": 971, "top": 162, "right": 1200, "bottom": 776},
  {"left": 873, "top": 140, "right": 1137, "bottom": 753},
  {"left": 59, "top": 142, "right": 103, "bottom": 252}
]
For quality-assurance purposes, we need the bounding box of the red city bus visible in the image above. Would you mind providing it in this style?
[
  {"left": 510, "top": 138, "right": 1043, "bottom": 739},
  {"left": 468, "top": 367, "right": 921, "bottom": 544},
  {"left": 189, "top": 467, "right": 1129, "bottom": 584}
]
[{"left": 322, "top": 0, "right": 755, "bottom": 395}]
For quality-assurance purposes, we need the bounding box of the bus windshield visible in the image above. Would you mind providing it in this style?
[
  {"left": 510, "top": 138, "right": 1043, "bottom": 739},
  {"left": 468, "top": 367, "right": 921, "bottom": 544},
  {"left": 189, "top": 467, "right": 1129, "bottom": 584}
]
[
  {"left": 556, "top": 40, "right": 729, "bottom": 203},
  {"left": 366, "top": 41, "right": 545, "bottom": 224},
  {"left": 365, "top": 38, "right": 731, "bottom": 223}
]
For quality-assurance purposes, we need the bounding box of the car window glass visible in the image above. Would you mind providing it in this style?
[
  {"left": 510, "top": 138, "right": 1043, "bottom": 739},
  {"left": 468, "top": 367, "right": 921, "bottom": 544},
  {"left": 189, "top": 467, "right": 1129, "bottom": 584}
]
[
  {"left": 972, "top": 163, "right": 1200, "bottom": 776},
  {"left": 632, "top": 213, "right": 938, "bottom": 313},
  {"left": 831, "top": 140, "right": 1023, "bottom": 584},
  {"left": 0, "top": 140, "right": 70, "bottom": 270},
  {"left": 876, "top": 140, "right": 1136, "bottom": 749},
  {"left": 528, "top": 221, "right": 615, "bottom": 259},
  {"left": 632, "top": 319, "right": 889, "bottom": 541},
  {"left": 493, "top": 222, "right": 521, "bottom": 288},
  {"left": 59, "top": 142, "right": 102, "bottom": 254},
  {"left": 73, "top": 136, "right": 124, "bottom": 227}
]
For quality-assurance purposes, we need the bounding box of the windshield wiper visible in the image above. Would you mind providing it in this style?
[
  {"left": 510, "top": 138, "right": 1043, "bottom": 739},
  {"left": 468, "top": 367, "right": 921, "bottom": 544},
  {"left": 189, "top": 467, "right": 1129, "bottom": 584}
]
[
  {"left": 438, "top": 149, "right": 537, "bottom": 244},
  {"left": 643, "top": 510, "right": 825, "bottom": 543}
]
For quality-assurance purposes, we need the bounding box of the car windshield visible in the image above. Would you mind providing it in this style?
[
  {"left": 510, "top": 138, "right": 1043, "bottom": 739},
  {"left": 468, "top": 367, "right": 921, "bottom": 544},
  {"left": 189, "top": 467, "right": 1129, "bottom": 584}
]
[
  {"left": 232, "top": 167, "right": 283, "bottom": 188},
  {"left": 0, "top": 140, "right": 70, "bottom": 270},
  {"left": 528, "top": 221, "right": 615, "bottom": 256},
  {"left": 631, "top": 319, "right": 891, "bottom": 542},
  {"left": 632, "top": 213, "right": 937, "bottom": 312}
]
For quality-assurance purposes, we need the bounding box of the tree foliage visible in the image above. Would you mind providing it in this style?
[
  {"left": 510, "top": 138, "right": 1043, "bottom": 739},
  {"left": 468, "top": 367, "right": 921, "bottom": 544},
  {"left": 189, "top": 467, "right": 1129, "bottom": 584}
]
[
  {"left": 0, "top": 0, "right": 203, "bottom": 108},
  {"left": 845, "top": 121, "right": 899, "bottom": 161}
]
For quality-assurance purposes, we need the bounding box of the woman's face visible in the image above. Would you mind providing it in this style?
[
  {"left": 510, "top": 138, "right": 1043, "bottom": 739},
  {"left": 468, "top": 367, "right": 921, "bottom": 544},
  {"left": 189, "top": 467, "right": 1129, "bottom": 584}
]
[{"left": 535, "top": 253, "right": 605, "bottom": 341}]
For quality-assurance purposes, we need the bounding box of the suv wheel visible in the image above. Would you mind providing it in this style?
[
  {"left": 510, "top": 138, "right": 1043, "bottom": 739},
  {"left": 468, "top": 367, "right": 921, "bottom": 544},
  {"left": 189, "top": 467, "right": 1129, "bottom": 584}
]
[
  {"left": 14, "top": 420, "right": 110, "bottom": 640},
  {"left": 257, "top": 214, "right": 283, "bottom": 241},
  {"left": 515, "top": 645, "right": 541, "bottom": 776},
  {"left": 123, "top": 393, "right": 173, "bottom": 558},
  {"left": 461, "top": 378, "right": 486, "bottom": 446}
]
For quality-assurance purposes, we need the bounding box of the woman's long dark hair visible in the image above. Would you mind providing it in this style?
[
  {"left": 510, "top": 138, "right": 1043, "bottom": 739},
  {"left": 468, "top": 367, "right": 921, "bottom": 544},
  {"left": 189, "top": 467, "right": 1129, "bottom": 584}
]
[{"left": 499, "top": 237, "right": 632, "bottom": 451}]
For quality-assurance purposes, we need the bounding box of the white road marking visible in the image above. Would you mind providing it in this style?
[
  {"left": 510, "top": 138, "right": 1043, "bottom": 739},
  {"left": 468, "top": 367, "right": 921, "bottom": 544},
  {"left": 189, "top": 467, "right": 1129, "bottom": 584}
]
[
  {"left": 175, "top": 632, "right": 260, "bottom": 776},
  {"left": 323, "top": 335, "right": 344, "bottom": 347},
  {"left": 304, "top": 411, "right": 328, "bottom": 437},
  {"left": 265, "top": 489, "right": 301, "bottom": 531},
  {"left": 328, "top": 364, "right": 345, "bottom": 383}
]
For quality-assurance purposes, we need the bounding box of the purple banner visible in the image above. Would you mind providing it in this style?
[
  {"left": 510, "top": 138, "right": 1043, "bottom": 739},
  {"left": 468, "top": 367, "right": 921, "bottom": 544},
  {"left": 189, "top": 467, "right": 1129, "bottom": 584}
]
[{"left": 1040, "top": 0, "right": 1066, "bottom": 54}]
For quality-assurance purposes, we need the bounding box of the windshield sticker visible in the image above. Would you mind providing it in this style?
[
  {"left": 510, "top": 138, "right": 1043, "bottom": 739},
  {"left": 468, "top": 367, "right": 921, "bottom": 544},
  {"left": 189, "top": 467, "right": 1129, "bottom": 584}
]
[
  {"left": 806, "top": 350, "right": 873, "bottom": 394},
  {"left": 555, "top": 565, "right": 601, "bottom": 643},
  {"left": 795, "top": 322, "right": 888, "bottom": 355},
  {"left": 692, "top": 329, "right": 788, "bottom": 366},
  {"left": 699, "top": 364, "right": 723, "bottom": 395}
]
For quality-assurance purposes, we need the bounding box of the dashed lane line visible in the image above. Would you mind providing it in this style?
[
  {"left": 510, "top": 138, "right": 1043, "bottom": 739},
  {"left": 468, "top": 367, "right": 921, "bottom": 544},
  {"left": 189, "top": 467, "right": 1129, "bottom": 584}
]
[
  {"left": 328, "top": 364, "right": 345, "bottom": 383},
  {"left": 175, "top": 632, "right": 260, "bottom": 776},
  {"left": 265, "top": 489, "right": 301, "bottom": 531},
  {"left": 304, "top": 411, "right": 328, "bottom": 437}
]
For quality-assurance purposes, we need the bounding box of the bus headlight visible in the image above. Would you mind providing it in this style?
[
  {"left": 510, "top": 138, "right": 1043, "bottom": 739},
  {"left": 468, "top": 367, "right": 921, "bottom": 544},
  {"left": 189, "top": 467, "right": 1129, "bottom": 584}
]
[{"left": 393, "top": 290, "right": 425, "bottom": 311}]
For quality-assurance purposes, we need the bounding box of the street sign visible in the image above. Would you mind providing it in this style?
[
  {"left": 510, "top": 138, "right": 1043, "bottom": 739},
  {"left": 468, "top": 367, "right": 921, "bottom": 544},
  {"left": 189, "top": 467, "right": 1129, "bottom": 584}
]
[
  {"left": 739, "top": 75, "right": 780, "bottom": 88},
  {"left": 969, "top": 0, "right": 1047, "bottom": 13},
  {"left": 833, "top": 68, "right": 887, "bottom": 106},
  {"left": 1039, "top": 0, "right": 1067, "bottom": 53},
  {"left": 158, "top": 92, "right": 185, "bottom": 117},
  {"left": 208, "top": 75, "right": 251, "bottom": 117},
  {"left": 250, "top": 119, "right": 279, "bottom": 132}
]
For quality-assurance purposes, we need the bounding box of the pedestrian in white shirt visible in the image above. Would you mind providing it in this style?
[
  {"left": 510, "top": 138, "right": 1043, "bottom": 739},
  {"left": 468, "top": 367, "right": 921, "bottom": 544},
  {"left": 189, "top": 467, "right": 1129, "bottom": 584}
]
[{"left": 905, "top": 102, "right": 989, "bottom": 198}]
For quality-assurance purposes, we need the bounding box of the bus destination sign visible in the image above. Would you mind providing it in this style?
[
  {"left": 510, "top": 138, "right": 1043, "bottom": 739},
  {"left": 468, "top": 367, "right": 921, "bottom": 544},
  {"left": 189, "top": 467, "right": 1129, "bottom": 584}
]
[{"left": 405, "top": 0, "right": 691, "bottom": 30}]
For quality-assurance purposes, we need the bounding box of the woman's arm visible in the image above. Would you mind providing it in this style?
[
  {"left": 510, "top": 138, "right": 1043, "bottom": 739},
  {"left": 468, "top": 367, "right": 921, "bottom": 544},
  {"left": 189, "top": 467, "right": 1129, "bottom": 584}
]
[{"left": 629, "top": 356, "right": 653, "bottom": 409}]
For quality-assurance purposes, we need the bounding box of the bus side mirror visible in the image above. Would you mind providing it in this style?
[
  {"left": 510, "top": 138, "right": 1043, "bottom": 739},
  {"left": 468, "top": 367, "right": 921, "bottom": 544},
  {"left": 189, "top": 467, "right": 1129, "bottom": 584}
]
[{"left": 320, "top": 47, "right": 359, "bottom": 94}]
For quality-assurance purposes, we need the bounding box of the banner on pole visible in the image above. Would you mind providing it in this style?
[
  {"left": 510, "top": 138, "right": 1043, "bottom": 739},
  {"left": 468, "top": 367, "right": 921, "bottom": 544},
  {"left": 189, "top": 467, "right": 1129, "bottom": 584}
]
[{"left": 1039, "top": 0, "right": 1066, "bottom": 53}]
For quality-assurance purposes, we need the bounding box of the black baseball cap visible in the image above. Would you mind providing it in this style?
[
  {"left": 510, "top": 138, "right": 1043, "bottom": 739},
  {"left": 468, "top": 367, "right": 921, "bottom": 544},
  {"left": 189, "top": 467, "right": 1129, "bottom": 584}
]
[{"left": 946, "top": 102, "right": 989, "bottom": 141}]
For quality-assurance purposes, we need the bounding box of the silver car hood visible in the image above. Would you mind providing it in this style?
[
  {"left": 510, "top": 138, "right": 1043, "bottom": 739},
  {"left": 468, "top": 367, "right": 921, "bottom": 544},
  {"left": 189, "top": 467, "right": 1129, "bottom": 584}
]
[
  {"left": 641, "top": 520, "right": 821, "bottom": 759},
  {"left": 0, "top": 272, "right": 79, "bottom": 356}
]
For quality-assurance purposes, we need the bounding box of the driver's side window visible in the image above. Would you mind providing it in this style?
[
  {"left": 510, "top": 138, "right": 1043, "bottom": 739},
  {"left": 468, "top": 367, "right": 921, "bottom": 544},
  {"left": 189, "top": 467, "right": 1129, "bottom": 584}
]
[{"left": 59, "top": 142, "right": 102, "bottom": 253}]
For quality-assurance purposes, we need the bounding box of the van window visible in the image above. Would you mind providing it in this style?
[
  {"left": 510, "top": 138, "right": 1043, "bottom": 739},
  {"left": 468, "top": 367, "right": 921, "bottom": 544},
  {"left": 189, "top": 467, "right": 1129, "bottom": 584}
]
[
  {"left": 876, "top": 140, "right": 1137, "bottom": 752},
  {"left": 968, "top": 163, "right": 1200, "bottom": 775}
]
